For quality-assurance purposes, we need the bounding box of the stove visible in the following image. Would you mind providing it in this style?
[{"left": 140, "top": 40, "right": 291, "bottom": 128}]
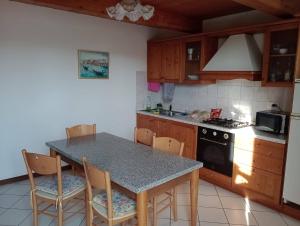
[{"left": 202, "top": 118, "right": 249, "bottom": 129}]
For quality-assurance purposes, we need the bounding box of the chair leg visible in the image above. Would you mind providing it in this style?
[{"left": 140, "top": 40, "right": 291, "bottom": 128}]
[
  {"left": 152, "top": 197, "right": 157, "bottom": 226},
  {"left": 32, "top": 195, "right": 38, "bottom": 226},
  {"left": 172, "top": 188, "right": 178, "bottom": 221},
  {"left": 58, "top": 206, "right": 63, "bottom": 226}
]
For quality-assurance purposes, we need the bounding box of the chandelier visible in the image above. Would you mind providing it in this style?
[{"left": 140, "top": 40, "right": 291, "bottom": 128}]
[{"left": 106, "top": 0, "right": 155, "bottom": 22}]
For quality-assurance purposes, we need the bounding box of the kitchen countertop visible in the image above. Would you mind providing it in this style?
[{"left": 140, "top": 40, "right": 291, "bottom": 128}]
[
  {"left": 46, "top": 132, "right": 203, "bottom": 193},
  {"left": 137, "top": 110, "right": 287, "bottom": 144}
]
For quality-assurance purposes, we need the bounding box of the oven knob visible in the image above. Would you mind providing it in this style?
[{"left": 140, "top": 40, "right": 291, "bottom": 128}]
[
  {"left": 213, "top": 131, "right": 217, "bottom": 136},
  {"left": 202, "top": 129, "right": 207, "bottom": 134},
  {"left": 224, "top": 133, "right": 229, "bottom": 140}
]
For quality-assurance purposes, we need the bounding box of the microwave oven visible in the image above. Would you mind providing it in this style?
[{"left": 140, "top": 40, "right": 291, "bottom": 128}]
[{"left": 256, "top": 110, "right": 290, "bottom": 134}]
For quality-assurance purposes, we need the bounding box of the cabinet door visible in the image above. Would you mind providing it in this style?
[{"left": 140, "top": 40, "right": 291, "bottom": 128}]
[
  {"left": 161, "top": 40, "right": 182, "bottom": 82},
  {"left": 233, "top": 163, "right": 282, "bottom": 203},
  {"left": 147, "top": 42, "right": 162, "bottom": 82},
  {"left": 136, "top": 114, "right": 159, "bottom": 134},
  {"left": 169, "top": 122, "right": 197, "bottom": 159}
]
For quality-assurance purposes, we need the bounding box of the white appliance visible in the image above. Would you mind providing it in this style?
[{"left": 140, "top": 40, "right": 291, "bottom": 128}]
[{"left": 283, "top": 82, "right": 300, "bottom": 205}]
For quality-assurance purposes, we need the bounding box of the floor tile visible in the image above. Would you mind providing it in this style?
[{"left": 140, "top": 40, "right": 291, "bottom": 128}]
[
  {"left": 177, "top": 194, "right": 191, "bottom": 205},
  {"left": 199, "top": 185, "right": 218, "bottom": 196},
  {"left": 11, "top": 195, "right": 32, "bottom": 210},
  {"left": 20, "top": 213, "right": 53, "bottom": 226},
  {"left": 0, "top": 208, "right": 31, "bottom": 225},
  {"left": 0, "top": 184, "right": 13, "bottom": 194},
  {"left": 200, "top": 222, "right": 229, "bottom": 226},
  {"left": 177, "top": 183, "right": 190, "bottom": 194},
  {"left": 3, "top": 184, "right": 30, "bottom": 196},
  {"left": 215, "top": 186, "right": 241, "bottom": 198},
  {"left": 198, "top": 195, "right": 222, "bottom": 208},
  {"left": 252, "top": 211, "right": 288, "bottom": 226},
  {"left": 0, "top": 194, "right": 22, "bottom": 208},
  {"left": 245, "top": 199, "right": 275, "bottom": 212},
  {"left": 224, "top": 209, "right": 257, "bottom": 225},
  {"left": 49, "top": 213, "right": 85, "bottom": 226},
  {"left": 280, "top": 214, "right": 300, "bottom": 226},
  {"left": 159, "top": 205, "right": 193, "bottom": 221},
  {"left": 220, "top": 197, "right": 247, "bottom": 210},
  {"left": 198, "top": 207, "right": 228, "bottom": 224},
  {"left": 0, "top": 207, "right": 7, "bottom": 216},
  {"left": 200, "top": 180, "right": 215, "bottom": 188},
  {"left": 64, "top": 199, "right": 85, "bottom": 213}
]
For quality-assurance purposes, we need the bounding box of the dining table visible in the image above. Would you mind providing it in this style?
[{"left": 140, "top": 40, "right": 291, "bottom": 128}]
[{"left": 46, "top": 132, "right": 203, "bottom": 226}]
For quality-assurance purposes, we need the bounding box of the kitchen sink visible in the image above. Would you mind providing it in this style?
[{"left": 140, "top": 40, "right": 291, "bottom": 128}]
[{"left": 142, "top": 109, "right": 188, "bottom": 117}]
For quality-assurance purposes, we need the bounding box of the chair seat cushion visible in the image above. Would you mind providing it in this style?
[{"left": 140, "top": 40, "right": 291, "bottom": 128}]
[
  {"left": 36, "top": 174, "right": 86, "bottom": 198},
  {"left": 93, "top": 190, "right": 136, "bottom": 218}
]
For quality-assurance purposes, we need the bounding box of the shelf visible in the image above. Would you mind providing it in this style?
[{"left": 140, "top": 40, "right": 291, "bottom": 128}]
[
  {"left": 262, "top": 81, "right": 294, "bottom": 87},
  {"left": 182, "top": 79, "right": 216, "bottom": 84},
  {"left": 200, "top": 71, "right": 262, "bottom": 81},
  {"left": 270, "top": 54, "right": 296, "bottom": 57},
  {"left": 186, "top": 59, "right": 200, "bottom": 62}
]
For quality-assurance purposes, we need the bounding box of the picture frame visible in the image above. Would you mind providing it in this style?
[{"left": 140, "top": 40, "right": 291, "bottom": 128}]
[{"left": 78, "top": 49, "right": 109, "bottom": 79}]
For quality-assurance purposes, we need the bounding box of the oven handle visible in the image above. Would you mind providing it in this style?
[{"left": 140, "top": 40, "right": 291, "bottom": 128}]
[{"left": 199, "top": 137, "right": 228, "bottom": 146}]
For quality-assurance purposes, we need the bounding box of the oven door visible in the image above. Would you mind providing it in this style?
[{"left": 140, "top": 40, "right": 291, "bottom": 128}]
[{"left": 197, "top": 132, "right": 234, "bottom": 177}]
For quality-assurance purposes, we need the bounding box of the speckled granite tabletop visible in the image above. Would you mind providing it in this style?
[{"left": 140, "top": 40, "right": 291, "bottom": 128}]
[{"left": 46, "top": 132, "right": 203, "bottom": 193}]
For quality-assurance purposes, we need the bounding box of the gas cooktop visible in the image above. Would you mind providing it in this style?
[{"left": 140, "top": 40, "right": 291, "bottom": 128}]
[{"left": 202, "top": 118, "right": 249, "bottom": 129}]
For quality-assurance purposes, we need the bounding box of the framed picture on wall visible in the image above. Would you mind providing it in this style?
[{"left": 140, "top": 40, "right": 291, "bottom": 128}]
[{"left": 78, "top": 50, "right": 109, "bottom": 79}]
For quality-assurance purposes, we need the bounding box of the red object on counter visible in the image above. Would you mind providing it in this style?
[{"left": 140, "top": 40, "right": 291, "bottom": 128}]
[{"left": 210, "top": 108, "right": 222, "bottom": 119}]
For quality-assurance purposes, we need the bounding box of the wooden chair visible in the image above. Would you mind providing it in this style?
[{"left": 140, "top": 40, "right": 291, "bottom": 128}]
[
  {"left": 22, "top": 149, "right": 86, "bottom": 226},
  {"left": 66, "top": 124, "right": 96, "bottom": 174},
  {"left": 151, "top": 137, "right": 184, "bottom": 226},
  {"left": 134, "top": 127, "right": 156, "bottom": 146},
  {"left": 66, "top": 124, "right": 96, "bottom": 139},
  {"left": 82, "top": 157, "right": 136, "bottom": 226}
]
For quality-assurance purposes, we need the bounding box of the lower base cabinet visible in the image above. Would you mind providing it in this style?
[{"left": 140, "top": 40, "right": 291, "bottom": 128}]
[
  {"left": 136, "top": 113, "right": 197, "bottom": 159},
  {"left": 137, "top": 113, "right": 286, "bottom": 208}
]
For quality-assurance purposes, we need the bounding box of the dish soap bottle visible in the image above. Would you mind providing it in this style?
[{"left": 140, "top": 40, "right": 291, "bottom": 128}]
[{"left": 145, "top": 95, "right": 152, "bottom": 111}]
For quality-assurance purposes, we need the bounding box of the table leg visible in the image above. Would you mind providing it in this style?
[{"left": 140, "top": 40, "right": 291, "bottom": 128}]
[
  {"left": 49, "top": 148, "right": 56, "bottom": 157},
  {"left": 137, "top": 191, "right": 148, "bottom": 226},
  {"left": 190, "top": 169, "right": 199, "bottom": 226}
]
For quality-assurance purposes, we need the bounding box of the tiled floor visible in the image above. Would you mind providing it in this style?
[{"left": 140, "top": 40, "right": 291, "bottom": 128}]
[{"left": 0, "top": 178, "right": 299, "bottom": 226}]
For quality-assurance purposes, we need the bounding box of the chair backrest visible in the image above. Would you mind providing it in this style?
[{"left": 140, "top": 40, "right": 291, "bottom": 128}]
[
  {"left": 22, "top": 149, "right": 63, "bottom": 195},
  {"left": 134, "top": 127, "right": 156, "bottom": 146},
  {"left": 152, "top": 137, "right": 184, "bottom": 156},
  {"left": 82, "top": 157, "right": 113, "bottom": 219},
  {"left": 66, "top": 124, "right": 96, "bottom": 139}
]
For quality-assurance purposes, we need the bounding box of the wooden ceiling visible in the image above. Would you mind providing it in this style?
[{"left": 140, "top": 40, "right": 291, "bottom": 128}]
[
  {"left": 11, "top": 0, "right": 300, "bottom": 33},
  {"left": 142, "top": 0, "right": 251, "bottom": 19}
]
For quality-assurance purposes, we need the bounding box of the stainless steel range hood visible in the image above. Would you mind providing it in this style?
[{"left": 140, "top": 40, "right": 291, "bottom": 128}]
[{"left": 203, "top": 34, "right": 262, "bottom": 72}]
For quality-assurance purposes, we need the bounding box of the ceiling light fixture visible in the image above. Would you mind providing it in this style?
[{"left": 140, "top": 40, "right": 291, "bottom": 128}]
[{"left": 106, "top": 0, "right": 155, "bottom": 22}]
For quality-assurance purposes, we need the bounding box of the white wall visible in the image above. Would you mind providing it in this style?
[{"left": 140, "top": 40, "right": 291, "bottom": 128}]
[{"left": 0, "top": 0, "right": 181, "bottom": 180}]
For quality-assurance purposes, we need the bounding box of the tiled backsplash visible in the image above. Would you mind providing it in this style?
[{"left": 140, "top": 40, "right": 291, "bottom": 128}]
[{"left": 137, "top": 76, "right": 293, "bottom": 123}]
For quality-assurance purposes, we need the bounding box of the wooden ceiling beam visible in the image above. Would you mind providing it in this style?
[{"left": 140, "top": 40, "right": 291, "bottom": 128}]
[
  {"left": 11, "top": 0, "right": 202, "bottom": 33},
  {"left": 232, "top": 0, "right": 300, "bottom": 17}
]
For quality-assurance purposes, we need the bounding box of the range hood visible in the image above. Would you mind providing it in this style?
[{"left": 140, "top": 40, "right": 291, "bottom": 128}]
[{"left": 202, "top": 34, "right": 262, "bottom": 80}]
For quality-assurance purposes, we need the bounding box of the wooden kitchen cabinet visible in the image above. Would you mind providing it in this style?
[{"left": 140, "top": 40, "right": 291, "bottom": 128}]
[
  {"left": 262, "top": 23, "right": 299, "bottom": 87},
  {"left": 136, "top": 114, "right": 159, "bottom": 135},
  {"left": 147, "top": 42, "right": 162, "bottom": 82},
  {"left": 161, "top": 40, "right": 182, "bottom": 82},
  {"left": 136, "top": 113, "right": 197, "bottom": 159},
  {"left": 233, "top": 137, "right": 286, "bottom": 205},
  {"left": 147, "top": 39, "right": 182, "bottom": 83}
]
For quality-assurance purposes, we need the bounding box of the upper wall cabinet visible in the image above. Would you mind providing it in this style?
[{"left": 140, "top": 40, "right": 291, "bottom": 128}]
[
  {"left": 182, "top": 36, "right": 217, "bottom": 84},
  {"left": 147, "top": 37, "right": 217, "bottom": 84},
  {"left": 262, "top": 23, "right": 299, "bottom": 87},
  {"left": 148, "top": 39, "right": 182, "bottom": 83},
  {"left": 147, "top": 42, "right": 162, "bottom": 82},
  {"left": 161, "top": 40, "right": 182, "bottom": 82}
]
